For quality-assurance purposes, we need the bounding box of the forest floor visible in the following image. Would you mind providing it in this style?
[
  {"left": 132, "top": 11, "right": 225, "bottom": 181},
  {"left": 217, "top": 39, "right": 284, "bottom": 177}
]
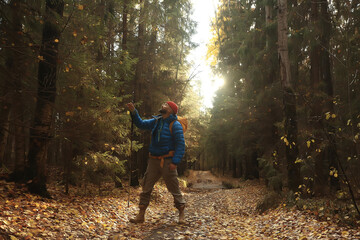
[{"left": 0, "top": 170, "right": 360, "bottom": 239}]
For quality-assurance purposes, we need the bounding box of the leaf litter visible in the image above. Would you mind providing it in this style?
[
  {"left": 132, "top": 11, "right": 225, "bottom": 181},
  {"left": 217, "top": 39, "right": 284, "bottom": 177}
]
[{"left": 0, "top": 172, "right": 359, "bottom": 239}]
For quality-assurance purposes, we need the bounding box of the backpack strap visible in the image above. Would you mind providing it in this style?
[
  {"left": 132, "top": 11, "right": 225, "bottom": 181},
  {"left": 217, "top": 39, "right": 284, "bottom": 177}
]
[{"left": 169, "top": 120, "right": 176, "bottom": 135}]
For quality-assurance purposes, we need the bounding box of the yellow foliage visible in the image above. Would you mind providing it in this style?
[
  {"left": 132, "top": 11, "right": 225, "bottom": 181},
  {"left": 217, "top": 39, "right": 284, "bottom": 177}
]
[
  {"left": 325, "top": 112, "right": 330, "bottom": 120},
  {"left": 206, "top": 35, "right": 219, "bottom": 66},
  {"left": 295, "top": 158, "right": 303, "bottom": 164}
]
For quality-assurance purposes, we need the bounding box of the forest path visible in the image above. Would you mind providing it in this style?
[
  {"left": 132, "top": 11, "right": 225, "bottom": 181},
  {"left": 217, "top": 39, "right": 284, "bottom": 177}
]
[
  {"left": 143, "top": 179, "right": 262, "bottom": 240},
  {"left": 1, "top": 172, "right": 359, "bottom": 239},
  {"left": 130, "top": 171, "right": 360, "bottom": 239},
  {"left": 185, "top": 170, "right": 224, "bottom": 189}
]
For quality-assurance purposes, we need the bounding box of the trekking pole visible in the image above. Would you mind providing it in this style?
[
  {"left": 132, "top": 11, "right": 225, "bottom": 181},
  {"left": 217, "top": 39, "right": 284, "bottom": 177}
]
[{"left": 128, "top": 108, "right": 134, "bottom": 207}]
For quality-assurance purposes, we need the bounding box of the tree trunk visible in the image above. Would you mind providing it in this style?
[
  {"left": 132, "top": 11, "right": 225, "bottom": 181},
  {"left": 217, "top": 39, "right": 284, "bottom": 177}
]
[
  {"left": 3, "top": 0, "right": 26, "bottom": 180},
  {"left": 310, "top": 0, "right": 339, "bottom": 195},
  {"left": 122, "top": 0, "right": 129, "bottom": 51},
  {"left": 277, "top": 0, "right": 301, "bottom": 192},
  {"left": 62, "top": 139, "right": 71, "bottom": 194},
  {"left": 265, "top": 2, "right": 273, "bottom": 50},
  {"left": 319, "top": 0, "right": 340, "bottom": 193},
  {"left": 4, "top": 125, "right": 15, "bottom": 167},
  {"left": 130, "top": 0, "right": 148, "bottom": 186},
  {"left": 26, "top": 0, "right": 64, "bottom": 198},
  {"left": 0, "top": 107, "right": 11, "bottom": 167},
  {"left": 134, "top": 0, "right": 147, "bottom": 105},
  {"left": 175, "top": 36, "right": 184, "bottom": 83},
  {"left": 309, "top": 1, "right": 326, "bottom": 196},
  {"left": 0, "top": 0, "right": 17, "bottom": 168}
]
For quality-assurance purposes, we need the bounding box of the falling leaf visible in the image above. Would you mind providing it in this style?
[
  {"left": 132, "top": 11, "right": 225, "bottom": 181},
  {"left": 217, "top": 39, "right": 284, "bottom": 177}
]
[
  {"left": 81, "top": 36, "right": 88, "bottom": 45},
  {"left": 78, "top": 4, "right": 84, "bottom": 10},
  {"left": 325, "top": 112, "right": 331, "bottom": 120},
  {"left": 295, "top": 158, "right": 303, "bottom": 164}
]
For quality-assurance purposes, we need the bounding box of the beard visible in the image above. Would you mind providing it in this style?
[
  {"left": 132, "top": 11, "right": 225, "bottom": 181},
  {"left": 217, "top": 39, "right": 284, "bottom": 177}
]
[{"left": 159, "top": 109, "right": 167, "bottom": 114}]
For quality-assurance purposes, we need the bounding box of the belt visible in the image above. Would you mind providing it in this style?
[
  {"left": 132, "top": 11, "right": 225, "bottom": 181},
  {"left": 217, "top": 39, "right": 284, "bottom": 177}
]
[{"left": 149, "top": 151, "right": 175, "bottom": 168}]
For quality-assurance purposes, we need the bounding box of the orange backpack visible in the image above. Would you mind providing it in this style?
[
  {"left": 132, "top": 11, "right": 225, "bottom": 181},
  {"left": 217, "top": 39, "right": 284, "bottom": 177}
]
[{"left": 169, "top": 117, "right": 188, "bottom": 135}]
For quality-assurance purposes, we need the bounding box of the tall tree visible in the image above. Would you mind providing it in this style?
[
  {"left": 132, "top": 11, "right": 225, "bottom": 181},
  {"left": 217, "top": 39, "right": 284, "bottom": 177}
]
[
  {"left": 130, "top": 0, "right": 148, "bottom": 186},
  {"left": 9, "top": 0, "right": 26, "bottom": 179},
  {"left": 0, "top": 0, "right": 20, "bottom": 168},
  {"left": 309, "top": 0, "right": 339, "bottom": 195},
  {"left": 319, "top": 0, "right": 340, "bottom": 193},
  {"left": 122, "top": 0, "right": 129, "bottom": 52},
  {"left": 26, "top": 0, "right": 64, "bottom": 197},
  {"left": 277, "top": 0, "right": 300, "bottom": 191}
]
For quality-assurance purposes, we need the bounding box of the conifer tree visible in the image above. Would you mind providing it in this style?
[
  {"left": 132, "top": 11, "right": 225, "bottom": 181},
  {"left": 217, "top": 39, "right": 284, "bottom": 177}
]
[
  {"left": 26, "top": 0, "right": 64, "bottom": 197},
  {"left": 277, "top": 0, "right": 300, "bottom": 192}
]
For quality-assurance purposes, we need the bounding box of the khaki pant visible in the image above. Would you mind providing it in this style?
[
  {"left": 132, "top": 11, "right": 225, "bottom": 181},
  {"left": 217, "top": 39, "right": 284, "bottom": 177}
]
[{"left": 139, "top": 158, "right": 185, "bottom": 208}]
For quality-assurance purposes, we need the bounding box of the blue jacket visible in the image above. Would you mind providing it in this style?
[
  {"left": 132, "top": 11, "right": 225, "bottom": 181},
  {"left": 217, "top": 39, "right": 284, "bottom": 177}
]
[{"left": 131, "top": 110, "right": 185, "bottom": 165}]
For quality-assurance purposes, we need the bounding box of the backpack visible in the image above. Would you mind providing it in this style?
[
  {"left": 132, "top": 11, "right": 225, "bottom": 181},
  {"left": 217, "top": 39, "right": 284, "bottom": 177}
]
[{"left": 169, "top": 117, "right": 188, "bottom": 135}]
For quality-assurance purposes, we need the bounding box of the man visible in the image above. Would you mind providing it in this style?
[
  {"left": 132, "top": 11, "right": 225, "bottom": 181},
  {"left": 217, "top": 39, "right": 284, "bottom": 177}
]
[{"left": 126, "top": 101, "right": 186, "bottom": 224}]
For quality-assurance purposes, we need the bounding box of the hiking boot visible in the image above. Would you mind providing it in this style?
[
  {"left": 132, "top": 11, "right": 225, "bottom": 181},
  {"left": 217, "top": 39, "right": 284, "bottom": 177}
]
[
  {"left": 129, "top": 205, "right": 147, "bottom": 223},
  {"left": 177, "top": 204, "right": 186, "bottom": 224}
]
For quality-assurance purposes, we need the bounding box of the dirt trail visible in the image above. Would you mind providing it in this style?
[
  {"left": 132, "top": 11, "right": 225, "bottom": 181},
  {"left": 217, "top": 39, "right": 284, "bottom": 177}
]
[
  {"left": 185, "top": 170, "right": 224, "bottom": 189},
  {"left": 2, "top": 171, "right": 359, "bottom": 239},
  {"left": 136, "top": 171, "right": 360, "bottom": 240},
  {"left": 143, "top": 180, "right": 262, "bottom": 240}
]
